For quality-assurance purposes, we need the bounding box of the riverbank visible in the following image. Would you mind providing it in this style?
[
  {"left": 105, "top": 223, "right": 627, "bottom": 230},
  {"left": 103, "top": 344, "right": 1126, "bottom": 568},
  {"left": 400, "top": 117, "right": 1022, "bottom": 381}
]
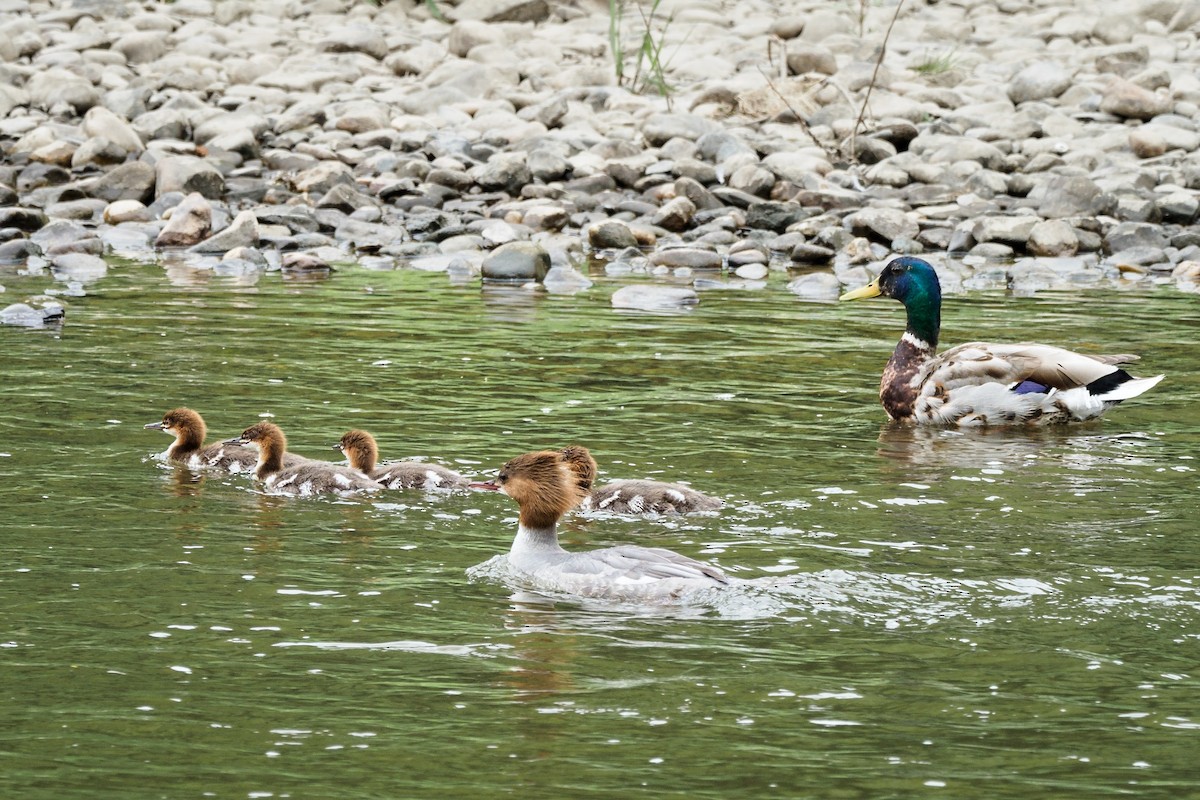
[{"left": 2, "top": 0, "right": 1199, "bottom": 322}]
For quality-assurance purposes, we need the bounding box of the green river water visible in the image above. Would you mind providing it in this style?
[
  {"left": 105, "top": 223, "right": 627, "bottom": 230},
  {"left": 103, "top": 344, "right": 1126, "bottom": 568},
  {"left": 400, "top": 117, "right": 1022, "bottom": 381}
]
[{"left": 1, "top": 259, "right": 1197, "bottom": 799}]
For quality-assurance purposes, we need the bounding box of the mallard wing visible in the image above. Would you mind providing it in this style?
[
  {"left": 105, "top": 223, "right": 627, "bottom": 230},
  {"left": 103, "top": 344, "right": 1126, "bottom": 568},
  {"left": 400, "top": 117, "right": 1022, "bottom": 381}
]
[
  {"left": 911, "top": 342, "right": 1159, "bottom": 426},
  {"left": 916, "top": 342, "right": 1138, "bottom": 396}
]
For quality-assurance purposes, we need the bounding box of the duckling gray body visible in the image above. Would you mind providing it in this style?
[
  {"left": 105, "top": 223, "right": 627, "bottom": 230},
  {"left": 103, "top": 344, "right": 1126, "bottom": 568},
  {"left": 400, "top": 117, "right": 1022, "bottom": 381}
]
[{"left": 335, "top": 429, "right": 470, "bottom": 492}]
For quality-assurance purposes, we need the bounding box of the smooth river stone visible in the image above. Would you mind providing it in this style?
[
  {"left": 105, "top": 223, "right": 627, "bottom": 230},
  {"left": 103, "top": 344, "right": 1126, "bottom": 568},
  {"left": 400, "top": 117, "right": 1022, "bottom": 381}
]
[{"left": 611, "top": 284, "right": 699, "bottom": 311}]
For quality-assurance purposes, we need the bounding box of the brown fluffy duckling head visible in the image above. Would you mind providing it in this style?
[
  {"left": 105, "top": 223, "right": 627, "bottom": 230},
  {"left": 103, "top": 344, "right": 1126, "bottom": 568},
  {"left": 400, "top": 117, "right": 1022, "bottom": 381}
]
[
  {"left": 559, "top": 445, "right": 598, "bottom": 491},
  {"left": 334, "top": 429, "right": 378, "bottom": 473},
  {"left": 145, "top": 407, "right": 206, "bottom": 450},
  {"left": 472, "top": 450, "right": 586, "bottom": 529}
]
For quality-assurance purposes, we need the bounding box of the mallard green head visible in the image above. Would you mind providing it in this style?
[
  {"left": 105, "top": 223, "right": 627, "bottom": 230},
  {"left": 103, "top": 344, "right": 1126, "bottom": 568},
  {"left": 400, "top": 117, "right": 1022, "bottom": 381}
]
[{"left": 840, "top": 257, "right": 942, "bottom": 347}]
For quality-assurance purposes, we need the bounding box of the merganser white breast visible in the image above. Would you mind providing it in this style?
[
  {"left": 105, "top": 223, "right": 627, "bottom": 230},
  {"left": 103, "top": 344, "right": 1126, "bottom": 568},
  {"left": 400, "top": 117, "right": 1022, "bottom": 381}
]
[
  {"left": 559, "top": 445, "right": 723, "bottom": 515},
  {"left": 334, "top": 429, "right": 470, "bottom": 491},
  {"left": 145, "top": 407, "right": 305, "bottom": 473},
  {"left": 472, "top": 449, "right": 728, "bottom": 601},
  {"left": 224, "top": 422, "right": 381, "bottom": 496}
]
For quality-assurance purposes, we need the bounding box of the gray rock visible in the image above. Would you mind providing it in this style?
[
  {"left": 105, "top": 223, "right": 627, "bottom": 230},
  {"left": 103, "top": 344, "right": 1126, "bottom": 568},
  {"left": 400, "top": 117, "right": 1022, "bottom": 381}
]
[
  {"left": 798, "top": 9, "right": 852, "bottom": 41},
  {"left": 132, "top": 108, "right": 188, "bottom": 141},
  {"left": 2, "top": 301, "right": 64, "bottom": 328},
  {"left": 0, "top": 208, "right": 48, "bottom": 232},
  {"left": 51, "top": 253, "right": 107, "bottom": 282},
  {"left": 281, "top": 252, "right": 331, "bottom": 272},
  {"left": 335, "top": 219, "right": 403, "bottom": 250},
  {"left": 648, "top": 248, "right": 722, "bottom": 270},
  {"left": 972, "top": 216, "right": 1038, "bottom": 245},
  {"left": 473, "top": 155, "right": 532, "bottom": 194},
  {"left": 481, "top": 241, "right": 551, "bottom": 281},
  {"left": 728, "top": 164, "right": 775, "bottom": 197},
  {"left": 1130, "top": 124, "right": 1200, "bottom": 157},
  {"left": 154, "top": 193, "right": 212, "bottom": 248},
  {"left": 85, "top": 161, "right": 156, "bottom": 203},
  {"left": 190, "top": 210, "right": 260, "bottom": 253},
  {"left": 787, "top": 43, "right": 838, "bottom": 75},
  {"left": 453, "top": 0, "right": 551, "bottom": 23},
  {"left": 522, "top": 206, "right": 569, "bottom": 231},
  {"left": 643, "top": 113, "right": 719, "bottom": 146},
  {"left": 746, "top": 202, "right": 807, "bottom": 233},
  {"left": 292, "top": 162, "right": 355, "bottom": 196},
  {"left": 447, "top": 20, "right": 503, "bottom": 57},
  {"left": 317, "top": 184, "right": 378, "bottom": 213},
  {"left": 651, "top": 196, "right": 696, "bottom": 232},
  {"left": 845, "top": 207, "right": 919, "bottom": 243},
  {"left": 104, "top": 200, "right": 153, "bottom": 224},
  {"left": 0, "top": 239, "right": 42, "bottom": 262},
  {"left": 1100, "top": 78, "right": 1170, "bottom": 119},
  {"left": 791, "top": 242, "right": 836, "bottom": 264},
  {"left": 1104, "top": 222, "right": 1168, "bottom": 253},
  {"left": 734, "top": 263, "right": 769, "bottom": 280},
  {"left": 319, "top": 26, "right": 388, "bottom": 60},
  {"left": 82, "top": 107, "right": 143, "bottom": 154},
  {"left": 26, "top": 69, "right": 98, "bottom": 113},
  {"left": 528, "top": 149, "right": 571, "bottom": 182},
  {"left": 787, "top": 271, "right": 841, "bottom": 300},
  {"left": 112, "top": 30, "right": 168, "bottom": 63},
  {"left": 1036, "top": 176, "right": 1115, "bottom": 219},
  {"left": 542, "top": 265, "right": 593, "bottom": 294},
  {"left": 1158, "top": 192, "right": 1199, "bottom": 223},
  {"left": 611, "top": 284, "right": 699, "bottom": 311},
  {"left": 155, "top": 156, "right": 225, "bottom": 199},
  {"left": 673, "top": 176, "right": 721, "bottom": 211},
  {"left": 194, "top": 108, "right": 269, "bottom": 146},
  {"left": 31, "top": 221, "right": 93, "bottom": 252},
  {"left": 1027, "top": 220, "right": 1079, "bottom": 257},
  {"left": 589, "top": 221, "right": 639, "bottom": 250},
  {"left": 1008, "top": 61, "right": 1073, "bottom": 104}
]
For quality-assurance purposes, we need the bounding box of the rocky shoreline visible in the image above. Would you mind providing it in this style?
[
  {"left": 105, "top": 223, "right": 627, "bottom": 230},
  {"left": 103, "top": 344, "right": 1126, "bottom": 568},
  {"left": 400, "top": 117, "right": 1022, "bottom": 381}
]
[{"left": 2, "top": 0, "right": 1200, "bottom": 324}]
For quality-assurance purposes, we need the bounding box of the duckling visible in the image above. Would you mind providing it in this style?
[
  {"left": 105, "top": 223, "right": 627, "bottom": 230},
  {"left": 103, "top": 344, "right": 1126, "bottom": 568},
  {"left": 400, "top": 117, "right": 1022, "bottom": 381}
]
[
  {"left": 840, "top": 257, "right": 1165, "bottom": 425},
  {"left": 145, "top": 407, "right": 305, "bottom": 473},
  {"left": 223, "top": 422, "right": 381, "bottom": 496},
  {"left": 333, "top": 429, "right": 470, "bottom": 491},
  {"left": 472, "top": 449, "right": 728, "bottom": 600},
  {"left": 559, "top": 445, "right": 723, "bottom": 514}
]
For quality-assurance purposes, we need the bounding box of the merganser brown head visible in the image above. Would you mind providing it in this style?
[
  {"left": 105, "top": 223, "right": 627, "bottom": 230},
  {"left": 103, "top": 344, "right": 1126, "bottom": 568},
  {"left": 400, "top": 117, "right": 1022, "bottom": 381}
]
[
  {"left": 559, "top": 445, "right": 597, "bottom": 491},
  {"left": 334, "top": 429, "right": 378, "bottom": 473},
  {"left": 223, "top": 422, "right": 288, "bottom": 477},
  {"left": 145, "top": 407, "right": 206, "bottom": 454},
  {"left": 471, "top": 450, "right": 585, "bottom": 530}
]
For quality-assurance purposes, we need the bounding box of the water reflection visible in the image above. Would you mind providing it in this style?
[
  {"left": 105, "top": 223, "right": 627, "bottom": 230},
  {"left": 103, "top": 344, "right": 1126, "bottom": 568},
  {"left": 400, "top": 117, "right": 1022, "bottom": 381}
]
[
  {"left": 875, "top": 423, "right": 1080, "bottom": 471},
  {"left": 479, "top": 282, "right": 541, "bottom": 322}
]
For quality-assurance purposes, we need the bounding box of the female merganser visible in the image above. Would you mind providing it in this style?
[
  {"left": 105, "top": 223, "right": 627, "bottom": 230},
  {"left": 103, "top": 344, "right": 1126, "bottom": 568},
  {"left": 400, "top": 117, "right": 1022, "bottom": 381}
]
[
  {"left": 471, "top": 449, "right": 728, "bottom": 600},
  {"left": 559, "top": 445, "right": 723, "bottom": 514},
  {"left": 840, "top": 256, "right": 1164, "bottom": 425},
  {"left": 145, "top": 407, "right": 305, "bottom": 473},
  {"left": 333, "top": 429, "right": 470, "bottom": 491},
  {"left": 223, "top": 422, "right": 381, "bottom": 496}
]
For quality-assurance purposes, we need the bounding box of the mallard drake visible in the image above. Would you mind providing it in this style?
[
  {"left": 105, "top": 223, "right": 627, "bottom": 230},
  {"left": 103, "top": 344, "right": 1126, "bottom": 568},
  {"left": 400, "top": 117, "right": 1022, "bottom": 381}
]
[{"left": 839, "top": 257, "right": 1164, "bottom": 426}]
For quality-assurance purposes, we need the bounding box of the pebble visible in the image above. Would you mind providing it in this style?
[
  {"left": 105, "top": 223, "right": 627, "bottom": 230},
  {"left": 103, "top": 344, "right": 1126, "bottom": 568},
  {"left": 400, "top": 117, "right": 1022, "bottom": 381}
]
[{"left": 611, "top": 284, "right": 699, "bottom": 311}]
